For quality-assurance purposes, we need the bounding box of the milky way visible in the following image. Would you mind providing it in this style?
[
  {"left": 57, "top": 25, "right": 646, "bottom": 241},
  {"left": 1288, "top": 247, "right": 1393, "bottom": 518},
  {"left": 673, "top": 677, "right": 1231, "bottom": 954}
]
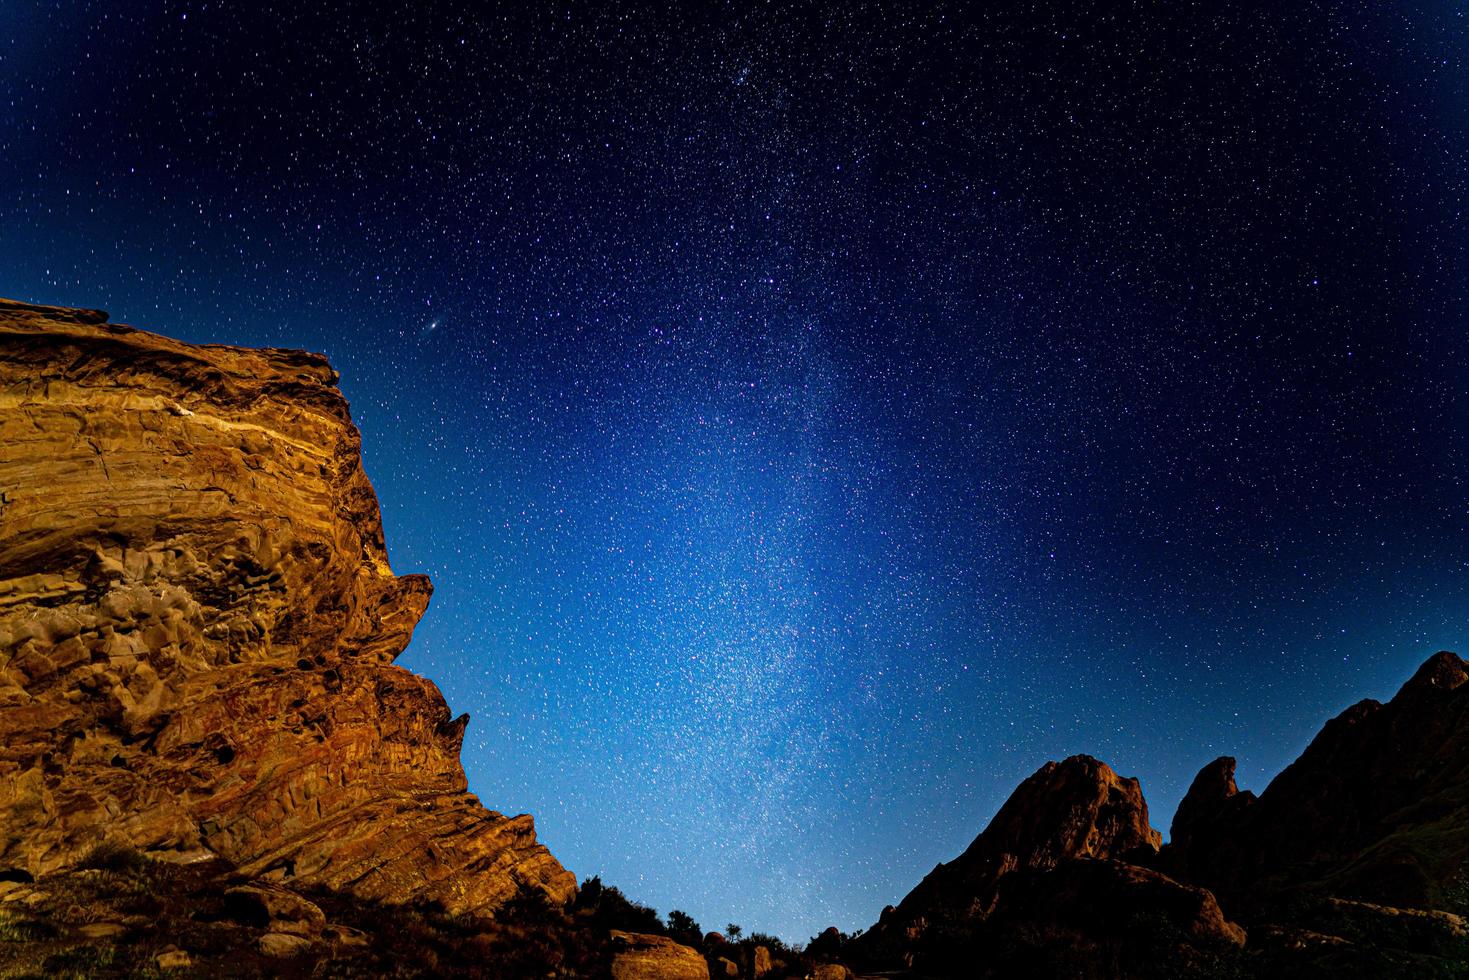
[{"left": 3, "top": 1, "right": 1467, "bottom": 941}]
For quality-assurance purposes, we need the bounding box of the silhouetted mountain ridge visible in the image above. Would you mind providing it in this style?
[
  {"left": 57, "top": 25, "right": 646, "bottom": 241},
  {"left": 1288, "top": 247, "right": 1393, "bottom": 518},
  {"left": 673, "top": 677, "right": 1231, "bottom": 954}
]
[{"left": 850, "top": 650, "right": 1469, "bottom": 978}]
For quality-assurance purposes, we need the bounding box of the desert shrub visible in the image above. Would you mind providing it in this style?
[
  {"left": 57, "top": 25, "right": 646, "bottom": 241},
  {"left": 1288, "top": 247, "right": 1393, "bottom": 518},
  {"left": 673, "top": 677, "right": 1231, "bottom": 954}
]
[
  {"left": 77, "top": 840, "right": 149, "bottom": 874},
  {"left": 40, "top": 943, "right": 119, "bottom": 975},
  {"left": 499, "top": 882, "right": 568, "bottom": 927},
  {"left": 805, "top": 926, "right": 851, "bottom": 960},
  {"left": 667, "top": 909, "right": 703, "bottom": 947},
  {"left": 0, "top": 911, "right": 58, "bottom": 943},
  {"left": 572, "top": 876, "right": 664, "bottom": 934}
]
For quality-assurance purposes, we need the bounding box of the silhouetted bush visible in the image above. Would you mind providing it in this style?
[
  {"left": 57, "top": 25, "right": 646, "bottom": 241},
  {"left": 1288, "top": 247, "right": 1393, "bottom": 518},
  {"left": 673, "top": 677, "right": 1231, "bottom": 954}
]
[
  {"left": 77, "top": 841, "right": 149, "bottom": 874},
  {"left": 572, "top": 876, "right": 665, "bottom": 934},
  {"left": 668, "top": 909, "right": 703, "bottom": 947},
  {"left": 747, "top": 930, "right": 800, "bottom": 960}
]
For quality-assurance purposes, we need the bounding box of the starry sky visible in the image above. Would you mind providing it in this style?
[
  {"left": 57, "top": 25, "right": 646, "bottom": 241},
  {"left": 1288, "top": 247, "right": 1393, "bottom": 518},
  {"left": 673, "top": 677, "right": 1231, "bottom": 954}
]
[{"left": 4, "top": 0, "right": 1468, "bottom": 942}]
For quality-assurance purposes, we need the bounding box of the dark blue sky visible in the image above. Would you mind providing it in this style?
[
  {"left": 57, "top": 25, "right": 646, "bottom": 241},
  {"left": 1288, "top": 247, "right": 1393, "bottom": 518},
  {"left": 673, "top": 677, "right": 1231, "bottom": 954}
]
[{"left": 4, "top": 1, "right": 1467, "bottom": 941}]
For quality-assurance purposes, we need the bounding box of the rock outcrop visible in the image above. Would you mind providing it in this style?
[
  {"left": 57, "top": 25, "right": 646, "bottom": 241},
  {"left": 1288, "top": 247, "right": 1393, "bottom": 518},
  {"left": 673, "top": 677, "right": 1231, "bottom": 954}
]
[
  {"left": 852, "top": 754, "right": 1204, "bottom": 974},
  {"left": 1166, "top": 651, "right": 1469, "bottom": 912},
  {"left": 869, "top": 754, "right": 1162, "bottom": 947},
  {"left": 856, "top": 651, "right": 1469, "bottom": 977},
  {"left": 1166, "top": 755, "right": 1256, "bottom": 881},
  {"left": 989, "top": 859, "right": 1246, "bottom": 949},
  {"left": 0, "top": 298, "right": 574, "bottom": 913},
  {"left": 608, "top": 930, "right": 710, "bottom": 980}
]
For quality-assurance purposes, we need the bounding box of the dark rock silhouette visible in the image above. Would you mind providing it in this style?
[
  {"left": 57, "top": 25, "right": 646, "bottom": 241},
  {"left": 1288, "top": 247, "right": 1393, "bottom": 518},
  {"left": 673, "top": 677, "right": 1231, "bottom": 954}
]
[
  {"left": 866, "top": 754, "right": 1162, "bottom": 951},
  {"left": 987, "top": 858, "right": 1245, "bottom": 950},
  {"left": 857, "top": 652, "right": 1469, "bottom": 977},
  {"left": 1167, "top": 650, "right": 1469, "bottom": 913}
]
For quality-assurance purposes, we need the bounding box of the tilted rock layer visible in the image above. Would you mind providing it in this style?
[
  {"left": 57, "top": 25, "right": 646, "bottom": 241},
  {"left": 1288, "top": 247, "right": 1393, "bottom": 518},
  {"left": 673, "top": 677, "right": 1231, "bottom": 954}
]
[{"left": 0, "top": 298, "right": 574, "bottom": 912}]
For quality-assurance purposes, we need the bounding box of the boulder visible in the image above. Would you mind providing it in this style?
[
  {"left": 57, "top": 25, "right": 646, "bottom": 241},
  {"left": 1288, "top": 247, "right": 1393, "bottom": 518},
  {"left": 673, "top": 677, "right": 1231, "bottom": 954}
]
[
  {"left": 258, "top": 931, "right": 313, "bottom": 957},
  {"left": 811, "top": 964, "right": 852, "bottom": 980},
  {"left": 223, "top": 883, "right": 325, "bottom": 936},
  {"left": 77, "top": 921, "right": 127, "bottom": 940},
  {"left": 609, "top": 930, "right": 709, "bottom": 980},
  {"left": 155, "top": 947, "right": 193, "bottom": 969}
]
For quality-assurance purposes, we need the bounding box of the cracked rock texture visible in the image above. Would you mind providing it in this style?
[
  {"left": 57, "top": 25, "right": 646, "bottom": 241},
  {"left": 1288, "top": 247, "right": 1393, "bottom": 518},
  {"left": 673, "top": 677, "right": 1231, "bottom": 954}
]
[
  {"left": 609, "top": 931, "right": 711, "bottom": 980},
  {"left": 0, "top": 298, "right": 575, "bottom": 913}
]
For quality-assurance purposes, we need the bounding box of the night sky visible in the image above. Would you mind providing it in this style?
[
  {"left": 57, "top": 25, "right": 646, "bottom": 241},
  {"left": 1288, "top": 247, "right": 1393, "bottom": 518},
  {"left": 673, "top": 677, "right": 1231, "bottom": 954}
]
[{"left": 4, "top": 1, "right": 1468, "bottom": 942}]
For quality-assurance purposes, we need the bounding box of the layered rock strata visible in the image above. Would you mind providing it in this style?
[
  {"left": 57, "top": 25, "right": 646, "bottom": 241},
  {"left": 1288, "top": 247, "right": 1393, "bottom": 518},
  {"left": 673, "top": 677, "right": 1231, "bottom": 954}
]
[{"left": 0, "top": 298, "right": 574, "bottom": 913}]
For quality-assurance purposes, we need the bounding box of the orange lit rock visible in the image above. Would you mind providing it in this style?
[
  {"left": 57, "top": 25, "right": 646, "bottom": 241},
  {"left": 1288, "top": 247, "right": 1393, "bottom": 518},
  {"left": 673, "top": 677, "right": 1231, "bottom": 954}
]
[{"left": 0, "top": 298, "right": 574, "bottom": 913}]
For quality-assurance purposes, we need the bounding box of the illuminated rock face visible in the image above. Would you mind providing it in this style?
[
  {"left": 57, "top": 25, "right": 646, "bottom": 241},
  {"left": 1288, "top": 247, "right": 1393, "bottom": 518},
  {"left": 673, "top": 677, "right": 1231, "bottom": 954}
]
[
  {"left": 0, "top": 298, "right": 574, "bottom": 913},
  {"left": 609, "top": 931, "right": 710, "bottom": 980}
]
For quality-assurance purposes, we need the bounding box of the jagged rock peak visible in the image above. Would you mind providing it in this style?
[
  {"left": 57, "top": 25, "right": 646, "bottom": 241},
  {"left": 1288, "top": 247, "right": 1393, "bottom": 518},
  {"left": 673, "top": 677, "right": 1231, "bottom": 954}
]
[
  {"left": 968, "top": 754, "right": 1163, "bottom": 868},
  {"left": 1394, "top": 650, "right": 1469, "bottom": 700},
  {"left": 0, "top": 298, "right": 575, "bottom": 913},
  {"left": 1171, "top": 757, "right": 1245, "bottom": 841},
  {"left": 1165, "top": 756, "right": 1257, "bottom": 885},
  {"left": 1166, "top": 650, "right": 1469, "bottom": 912},
  {"left": 872, "top": 754, "right": 1160, "bottom": 939},
  {"left": 1182, "top": 757, "right": 1239, "bottom": 803}
]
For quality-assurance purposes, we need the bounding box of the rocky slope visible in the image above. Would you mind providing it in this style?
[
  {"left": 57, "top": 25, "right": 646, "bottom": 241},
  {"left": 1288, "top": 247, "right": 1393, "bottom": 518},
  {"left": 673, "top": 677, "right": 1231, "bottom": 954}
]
[
  {"left": 0, "top": 298, "right": 574, "bottom": 915},
  {"left": 1166, "top": 650, "right": 1469, "bottom": 913},
  {"left": 856, "top": 755, "right": 1243, "bottom": 973},
  {"left": 854, "top": 652, "right": 1469, "bottom": 978},
  {"left": 869, "top": 754, "right": 1162, "bottom": 941}
]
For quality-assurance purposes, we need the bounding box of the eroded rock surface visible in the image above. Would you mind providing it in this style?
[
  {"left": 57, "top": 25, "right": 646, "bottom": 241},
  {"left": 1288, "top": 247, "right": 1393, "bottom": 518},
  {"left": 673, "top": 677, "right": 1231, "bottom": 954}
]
[
  {"left": 0, "top": 298, "right": 574, "bottom": 913},
  {"left": 608, "top": 930, "right": 710, "bottom": 980}
]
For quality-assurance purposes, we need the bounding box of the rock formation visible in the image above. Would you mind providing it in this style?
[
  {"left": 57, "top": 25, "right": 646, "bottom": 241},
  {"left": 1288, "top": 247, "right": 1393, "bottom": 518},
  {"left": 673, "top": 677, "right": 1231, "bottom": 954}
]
[
  {"left": 867, "top": 754, "right": 1162, "bottom": 946},
  {"left": 6, "top": 299, "right": 1469, "bottom": 978},
  {"left": 988, "top": 859, "right": 1245, "bottom": 948},
  {"left": 0, "top": 298, "right": 574, "bottom": 913},
  {"left": 1166, "top": 650, "right": 1469, "bottom": 912},
  {"left": 608, "top": 930, "right": 710, "bottom": 980},
  {"left": 857, "top": 652, "right": 1469, "bottom": 977},
  {"left": 1165, "top": 755, "right": 1256, "bottom": 882}
]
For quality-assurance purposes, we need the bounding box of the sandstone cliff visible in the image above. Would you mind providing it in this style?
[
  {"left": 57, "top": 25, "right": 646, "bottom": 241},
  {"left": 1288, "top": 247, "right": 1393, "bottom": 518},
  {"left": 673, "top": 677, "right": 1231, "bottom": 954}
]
[{"left": 0, "top": 298, "right": 574, "bottom": 913}]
